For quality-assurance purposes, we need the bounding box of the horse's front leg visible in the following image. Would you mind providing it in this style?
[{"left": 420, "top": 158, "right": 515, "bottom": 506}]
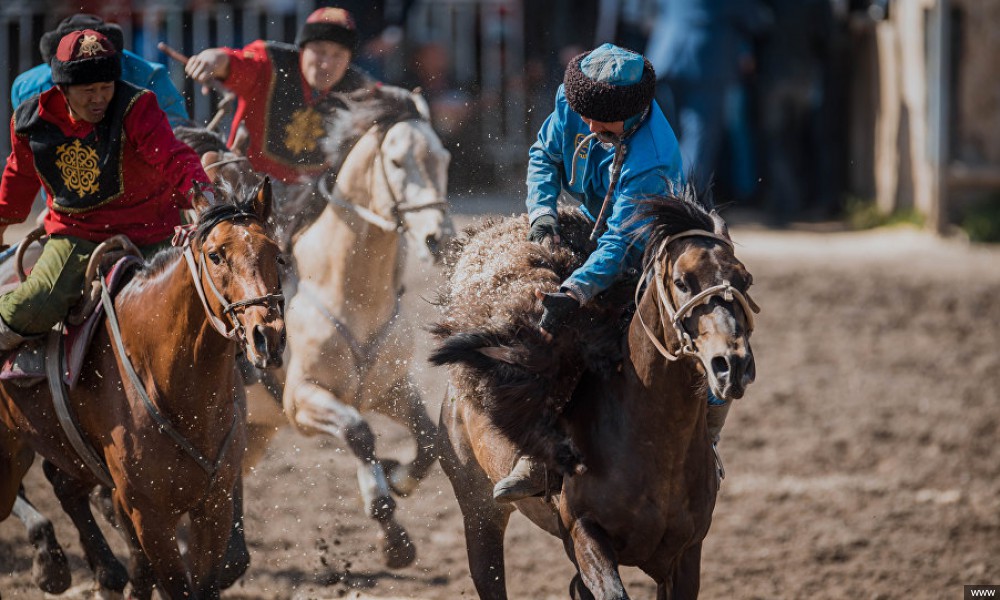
[
  {"left": 187, "top": 483, "right": 237, "bottom": 599},
  {"left": 12, "top": 484, "right": 71, "bottom": 594},
  {"left": 113, "top": 494, "right": 190, "bottom": 600},
  {"left": 287, "top": 379, "right": 416, "bottom": 569},
  {"left": 42, "top": 461, "right": 129, "bottom": 594},
  {"left": 560, "top": 516, "right": 629, "bottom": 600},
  {"left": 217, "top": 475, "right": 250, "bottom": 590},
  {"left": 372, "top": 375, "right": 438, "bottom": 497}
]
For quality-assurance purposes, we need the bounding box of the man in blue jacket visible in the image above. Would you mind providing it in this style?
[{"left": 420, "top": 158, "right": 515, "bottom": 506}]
[
  {"left": 494, "top": 43, "right": 692, "bottom": 502},
  {"left": 10, "top": 14, "right": 189, "bottom": 128}
]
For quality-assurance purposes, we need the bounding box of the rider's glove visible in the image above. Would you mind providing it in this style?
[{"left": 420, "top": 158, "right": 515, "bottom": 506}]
[
  {"left": 527, "top": 214, "right": 558, "bottom": 245},
  {"left": 538, "top": 291, "right": 579, "bottom": 335}
]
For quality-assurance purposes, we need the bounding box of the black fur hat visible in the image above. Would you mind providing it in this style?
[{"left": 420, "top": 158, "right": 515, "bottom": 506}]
[
  {"left": 563, "top": 44, "right": 656, "bottom": 123},
  {"left": 40, "top": 14, "right": 124, "bottom": 63},
  {"left": 50, "top": 29, "right": 121, "bottom": 86},
  {"left": 295, "top": 7, "right": 358, "bottom": 51}
]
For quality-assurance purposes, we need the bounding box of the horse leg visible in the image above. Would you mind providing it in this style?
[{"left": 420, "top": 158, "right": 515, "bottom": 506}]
[
  {"left": 570, "top": 574, "right": 597, "bottom": 600},
  {"left": 372, "top": 375, "right": 438, "bottom": 497},
  {"left": 187, "top": 485, "right": 236, "bottom": 599},
  {"left": 12, "top": 485, "right": 71, "bottom": 594},
  {"left": 437, "top": 391, "right": 511, "bottom": 600},
  {"left": 216, "top": 475, "right": 250, "bottom": 590},
  {"left": 288, "top": 380, "right": 416, "bottom": 569},
  {"left": 561, "top": 517, "right": 629, "bottom": 600},
  {"left": 112, "top": 494, "right": 191, "bottom": 600},
  {"left": 42, "top": 461, "right": 129, "bottom": 594},
  {"left": 669, "top": 541, "right": 702, "bottom": 599}
]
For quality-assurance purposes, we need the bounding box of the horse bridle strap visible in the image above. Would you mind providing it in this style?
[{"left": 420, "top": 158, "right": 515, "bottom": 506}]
[
  {"left": 180, "top": 241, "right": 284, "bottom": 343},
  {"left": 100, "top": 278, "right": 240, "bottom": 484},
  {"left": 317, "top": 122, "right": 447, "bottom": 234},
  {"left": 636, "top": 229, "right": 755, "bottom": 361}
]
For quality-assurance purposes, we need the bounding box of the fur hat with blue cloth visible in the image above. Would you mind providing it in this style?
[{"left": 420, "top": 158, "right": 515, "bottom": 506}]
[{"left": 563, "top": 43, "right": 656, "bottom": 123}]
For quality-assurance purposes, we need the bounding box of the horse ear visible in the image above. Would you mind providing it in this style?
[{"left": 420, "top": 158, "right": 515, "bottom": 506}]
[
  {"left": 411, "top": 89, "right": 432, "bottom": 121},
  {"left": 252, "top": 176, "right": 273, "bottom": 223},
  {"left": 710, "top": 210, "right": 730, "bottom": 240}
]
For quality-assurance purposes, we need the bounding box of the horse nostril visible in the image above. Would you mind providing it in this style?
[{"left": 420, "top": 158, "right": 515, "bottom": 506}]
[
  {"left": 711, "top": 356, "right": 729, "bottom": 379},
  {"left": 253, "top": 325, "right": 268, "bottom": 357},
  {"left": 425, "top": 234, "right": 440, "bottom": 255}
]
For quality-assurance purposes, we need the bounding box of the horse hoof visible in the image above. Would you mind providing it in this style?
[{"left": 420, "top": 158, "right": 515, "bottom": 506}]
[
  {"left": 95, "top": 562, "right": 130, "bottom": 594},
  {"left": 368, "top": 495, "right": 398, "bottom": 522},
  {"left": 32, "top": 546, "right": 71, "bottom": 594},
  {"left": 378, "top": 520, "right": 416, "bottom": 569},
  {"left": 383, "top": 459, "right": 419, "bottom": 497}
]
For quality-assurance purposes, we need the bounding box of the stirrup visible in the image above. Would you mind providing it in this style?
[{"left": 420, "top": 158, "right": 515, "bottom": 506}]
[{"left": 711, "top": 442, "right": 726, "bottom": 482}]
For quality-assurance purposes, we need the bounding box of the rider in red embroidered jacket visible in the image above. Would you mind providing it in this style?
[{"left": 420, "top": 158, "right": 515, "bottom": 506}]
[
  {"left": 186, "top": 7, "right": 372, "bottom": 185},
  {"left": 0, "top": 72, "right": 209, "bottom": 246}
]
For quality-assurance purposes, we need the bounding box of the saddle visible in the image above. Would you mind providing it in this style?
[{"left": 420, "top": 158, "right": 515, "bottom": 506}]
[{"left": 0, "top": 232, "right": 144, "bottom": 388}]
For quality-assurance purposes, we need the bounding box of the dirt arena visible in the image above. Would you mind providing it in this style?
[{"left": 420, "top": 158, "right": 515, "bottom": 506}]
[{"left": 2, "top": 198, "right": 998, "bottom": 599}]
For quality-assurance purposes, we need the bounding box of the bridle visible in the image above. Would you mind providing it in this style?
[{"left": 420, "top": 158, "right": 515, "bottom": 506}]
[
  {"left": 318, "top": 122, "right": 448, "bottom": 234},
  {"left": 636, "top": 229, "right": 756, "bottom": 362},
  {"left": 173, "top": 217, "right": 284, "bottom": 346}
]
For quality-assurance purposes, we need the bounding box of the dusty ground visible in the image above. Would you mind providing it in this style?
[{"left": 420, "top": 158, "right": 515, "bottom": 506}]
[{"left": 2, "top": 197, "right": 999, "bottom": 599}]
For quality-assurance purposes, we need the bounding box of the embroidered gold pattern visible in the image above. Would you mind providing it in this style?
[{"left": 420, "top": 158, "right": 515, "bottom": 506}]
[
  {"left": 55, "top": 139, "right": 100, "bottom": 195},
  {"left": 283, "top": 107, "right": 324, "bottom": 155},
  {"left": 78, "top": 34, "right": 104, "bottom": 58}
]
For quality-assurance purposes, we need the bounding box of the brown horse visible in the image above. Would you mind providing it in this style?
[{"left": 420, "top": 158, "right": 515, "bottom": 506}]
[
  {"left": 433, "top": 192, "right": 757, "bottom": 599},
  {"left": 0, "top": 182, "right": 285, "bottom": 599}
]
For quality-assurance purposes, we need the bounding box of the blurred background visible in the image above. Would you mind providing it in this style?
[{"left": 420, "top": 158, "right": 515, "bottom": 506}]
[{"left": 2, "top": 0, "right": 1000, "bottom": 237}]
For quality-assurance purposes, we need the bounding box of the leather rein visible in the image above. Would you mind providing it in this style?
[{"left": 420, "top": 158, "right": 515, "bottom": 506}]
[
  {"left": 98, "top": 212, "right": 282, "bottom": 485},
  {"left": 635, "top": 229, "right": 756, "bottom": 362}
]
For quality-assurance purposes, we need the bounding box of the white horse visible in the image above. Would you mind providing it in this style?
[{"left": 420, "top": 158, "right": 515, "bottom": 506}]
[{"left": 243, "top": 87, "right": 452, "bottom": 568}]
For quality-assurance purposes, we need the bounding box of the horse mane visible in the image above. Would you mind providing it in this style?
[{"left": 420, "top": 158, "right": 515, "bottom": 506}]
[
  {"left": 173, "top": 126, "right": 229, "bottom": 155},
  {"left": 133, "top": 186, "right": 266, "bottom": 283},
  {"left": 321, "top": 84, "right": 426, "bottom": 169},
  {"left": 636, "top": 183, "right": 716, "bottom": 267}
]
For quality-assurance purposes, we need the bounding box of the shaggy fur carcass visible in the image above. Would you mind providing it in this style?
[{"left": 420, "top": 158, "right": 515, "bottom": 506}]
[{"left": 430, "top": 208, "right": 632, "bottom": 476}]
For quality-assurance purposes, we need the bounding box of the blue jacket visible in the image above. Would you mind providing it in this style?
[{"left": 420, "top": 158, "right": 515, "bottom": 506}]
[
  {"left": 526, "top": 86, "right": 684, "bottom": 304},
  {"left": 10, "top": 49, "right": 189, "bottom": 128}
]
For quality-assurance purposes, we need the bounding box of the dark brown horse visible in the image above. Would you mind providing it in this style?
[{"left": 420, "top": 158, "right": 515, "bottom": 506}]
[
  {"left": 433, "top": 192, "right": 757, "bottom": 599},
  {"left": 0, "top": 182, "right": 284, "bottom": 599}
]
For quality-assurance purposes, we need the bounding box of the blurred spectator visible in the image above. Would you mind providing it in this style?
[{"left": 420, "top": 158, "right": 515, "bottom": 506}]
[
  {"left": 645, "top": 0, "right": 770, "bottom": 193},
  {"left": 401, "top": 41, "right": 474, "bottom": 144},
  {"left": 757, "top": 0, "right": 833, "bottom": 225}
]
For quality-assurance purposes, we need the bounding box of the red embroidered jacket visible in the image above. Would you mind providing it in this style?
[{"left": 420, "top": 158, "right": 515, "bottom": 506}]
[
  {"left": 223, "top": 40, "right": 371, "bottom": 184},
  {"left": 0, "top": 84, "right": 209, "bottom": 246}
]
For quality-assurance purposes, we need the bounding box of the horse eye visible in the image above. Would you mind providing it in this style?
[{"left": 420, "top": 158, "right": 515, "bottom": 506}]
[
  {"left": 208, "top": 252, "right": 222, "bottom": 265},
  {"left": 276, "top": 255, "right": 287, "bottom": 266},
  {"left": 673, "top": 278, "right": 688, "bottom": 293}
]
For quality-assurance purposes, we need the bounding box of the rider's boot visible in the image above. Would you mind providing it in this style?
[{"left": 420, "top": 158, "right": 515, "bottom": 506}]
[
  {"left": 0, "top": 317, "right": 26, "bottom": 352},
  {"left": 707, "top": 392, "right": 731, "bottom": 481},
  {"left": 493, "top": 455, "right": 545, "bottom": 503}
]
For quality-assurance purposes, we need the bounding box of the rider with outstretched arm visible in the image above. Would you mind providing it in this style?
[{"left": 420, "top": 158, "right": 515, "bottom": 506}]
[
  {"left": 494, "top": 43, "right": 731, "bottom": 502},
  {"left": 184, "top": 6, "right": 377, "bottom": 246},
  {"left": 0, "top": 30, "right": 212, "bottom": 352}
]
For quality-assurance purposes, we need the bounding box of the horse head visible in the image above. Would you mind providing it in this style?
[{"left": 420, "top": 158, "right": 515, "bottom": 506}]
[
  {"left": 639, "top": 191, "right": 759, "bottom": 400},
  {"left": 324, "top": 86, "right": 454, "bottom": 263},
  {"left": 191, "top": 178, "right": 286, "bottom": 368},
  {"left": 378, "top": 109, "right": 453, "bottom": 264}
]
